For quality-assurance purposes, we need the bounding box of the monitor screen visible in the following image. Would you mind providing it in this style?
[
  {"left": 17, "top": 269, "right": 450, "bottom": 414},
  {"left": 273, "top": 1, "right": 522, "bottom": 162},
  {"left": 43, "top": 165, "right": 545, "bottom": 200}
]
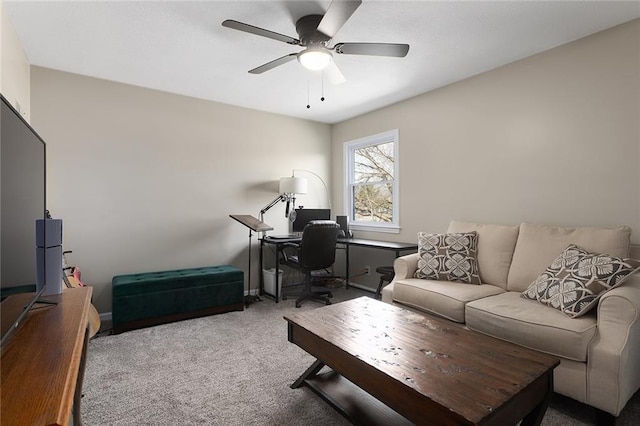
[{"left": 292, "top": 208, "right": 331, "bottom": 233}]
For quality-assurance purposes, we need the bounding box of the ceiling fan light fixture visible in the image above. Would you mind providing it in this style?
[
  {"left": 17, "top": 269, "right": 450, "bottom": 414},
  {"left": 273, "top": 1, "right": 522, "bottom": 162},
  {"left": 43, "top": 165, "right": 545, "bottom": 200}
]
[{"left": 297, "top": 47, "right": 332, "bottom": 71}]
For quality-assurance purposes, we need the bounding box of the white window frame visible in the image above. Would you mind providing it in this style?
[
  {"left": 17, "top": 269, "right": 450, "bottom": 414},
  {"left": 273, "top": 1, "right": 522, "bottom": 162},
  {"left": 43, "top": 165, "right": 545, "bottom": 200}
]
[{"left": 343, "top": 129, "right": 400, "bottom": 234}]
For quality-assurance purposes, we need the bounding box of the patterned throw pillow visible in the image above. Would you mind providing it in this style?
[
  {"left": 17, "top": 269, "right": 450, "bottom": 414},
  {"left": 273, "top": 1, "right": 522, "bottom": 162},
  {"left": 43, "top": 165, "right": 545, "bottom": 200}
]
[
  {"left": 522, "top": 245, "right": 640, "bottom": 318},
  {"left": 415, "top": 232, "right": 482, "bottom": 284}
]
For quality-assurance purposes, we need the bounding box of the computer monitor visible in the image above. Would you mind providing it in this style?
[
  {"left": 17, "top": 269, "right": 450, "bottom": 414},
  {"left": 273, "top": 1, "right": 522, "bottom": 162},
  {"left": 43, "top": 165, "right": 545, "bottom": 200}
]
[
  {"left": 292, "top": 208, "right": 331, "bottom": 233},
  {"left": 336, "top": 215, "right": 350, "bottom": 237}
]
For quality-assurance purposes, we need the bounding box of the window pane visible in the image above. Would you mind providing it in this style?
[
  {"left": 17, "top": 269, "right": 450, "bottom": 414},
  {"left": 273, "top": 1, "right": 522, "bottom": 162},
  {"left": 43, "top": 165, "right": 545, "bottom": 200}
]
[
  {"left": 344, "top": 129, "right": 399, "bottom": 231},
  {"left": 353, "top": 183, "right": 393, "bottom": 222},
  {"left": 354, "top": 142, "right": 394, "bottom": 184}
]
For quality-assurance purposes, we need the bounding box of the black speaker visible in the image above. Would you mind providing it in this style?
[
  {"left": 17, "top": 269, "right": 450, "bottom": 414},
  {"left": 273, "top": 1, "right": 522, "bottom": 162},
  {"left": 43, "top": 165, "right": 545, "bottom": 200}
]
[
  {"left": 336, "top": 216, "right": 351, "bottom": 238},
  {"left": 36, "top": 219, "right": 63, "bottom": 296}
]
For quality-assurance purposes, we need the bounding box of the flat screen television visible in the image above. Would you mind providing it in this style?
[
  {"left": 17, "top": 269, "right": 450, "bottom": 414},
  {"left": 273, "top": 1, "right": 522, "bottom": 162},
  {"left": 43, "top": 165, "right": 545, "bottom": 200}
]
[
  {"left": 1, "top": 94, "right": 49, "bottom": 348},
  {"left": 292, "top": 208, "right": 331, "bottom": 233}
]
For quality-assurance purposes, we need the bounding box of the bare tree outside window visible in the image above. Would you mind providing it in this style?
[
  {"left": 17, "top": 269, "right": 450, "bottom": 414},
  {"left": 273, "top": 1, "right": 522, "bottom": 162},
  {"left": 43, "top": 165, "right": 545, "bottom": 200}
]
[{"left": 352, "top": 142, "right": 394, "bottom": 222}]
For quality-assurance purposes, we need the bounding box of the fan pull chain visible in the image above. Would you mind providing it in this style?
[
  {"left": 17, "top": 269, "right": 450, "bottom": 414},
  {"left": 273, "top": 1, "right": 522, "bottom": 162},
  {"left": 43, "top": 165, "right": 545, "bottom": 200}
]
[
  {"left": 306, "top": 80, "right": 310, "bottom": 109},
  {"left": 321, "top": 71, "right": 325, "bottom": 102}
]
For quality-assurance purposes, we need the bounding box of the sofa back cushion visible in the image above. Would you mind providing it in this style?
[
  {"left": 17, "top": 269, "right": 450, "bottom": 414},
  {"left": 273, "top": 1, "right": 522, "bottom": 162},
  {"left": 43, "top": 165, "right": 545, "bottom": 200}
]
[
  {"left": 447, "top": 221, "right": 520, "bottom": 289},
  {"left": 507, "top": 223, "right": 632, "bottom": 292}
]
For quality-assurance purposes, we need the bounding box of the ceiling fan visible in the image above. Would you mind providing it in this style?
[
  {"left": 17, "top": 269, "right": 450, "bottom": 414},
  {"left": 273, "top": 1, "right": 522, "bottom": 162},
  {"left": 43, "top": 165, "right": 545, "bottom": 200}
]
[{"left": 222, "top": 0, "right": 409, "bottom": 85}]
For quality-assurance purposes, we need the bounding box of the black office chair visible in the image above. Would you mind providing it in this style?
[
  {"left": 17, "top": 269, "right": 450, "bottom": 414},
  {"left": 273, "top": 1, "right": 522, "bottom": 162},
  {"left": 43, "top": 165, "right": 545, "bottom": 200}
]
[{"left": 282, "top": 220, "right": 340, "bottom": 308}]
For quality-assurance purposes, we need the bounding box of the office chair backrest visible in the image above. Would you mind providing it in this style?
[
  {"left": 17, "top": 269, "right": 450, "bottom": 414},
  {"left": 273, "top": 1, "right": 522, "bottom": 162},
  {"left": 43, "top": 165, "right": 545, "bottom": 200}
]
[{"left": 298, "top": 220, "right": 340, "bottom": 271}]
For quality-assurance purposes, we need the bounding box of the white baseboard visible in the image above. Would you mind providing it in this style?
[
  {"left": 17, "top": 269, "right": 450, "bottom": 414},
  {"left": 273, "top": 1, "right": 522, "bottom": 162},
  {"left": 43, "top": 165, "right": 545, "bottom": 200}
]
[{"left": 344, "top": 282, "right": 375, "bottom": 293}]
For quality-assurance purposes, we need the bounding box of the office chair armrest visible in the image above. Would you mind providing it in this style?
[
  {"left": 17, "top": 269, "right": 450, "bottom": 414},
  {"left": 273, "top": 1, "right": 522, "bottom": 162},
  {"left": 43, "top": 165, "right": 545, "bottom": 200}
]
[{"left": 280, "top": 242, "right": 300, "bottom": 249}]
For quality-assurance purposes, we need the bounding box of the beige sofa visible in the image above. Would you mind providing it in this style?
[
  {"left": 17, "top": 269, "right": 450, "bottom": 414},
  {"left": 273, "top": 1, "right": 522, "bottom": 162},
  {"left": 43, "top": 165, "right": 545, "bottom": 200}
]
[{"left": 382, "top": 221, "right": 640, "bottom": 418}]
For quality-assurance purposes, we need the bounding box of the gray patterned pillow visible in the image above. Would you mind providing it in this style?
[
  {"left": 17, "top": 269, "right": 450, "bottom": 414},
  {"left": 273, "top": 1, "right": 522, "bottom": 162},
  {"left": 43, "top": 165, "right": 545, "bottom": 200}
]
[
  {"left": 522, "top": 245, "right": 640, "bottom": 318},
  {"left": 415, "top": 232, "right": 481, "bottom": 284}
]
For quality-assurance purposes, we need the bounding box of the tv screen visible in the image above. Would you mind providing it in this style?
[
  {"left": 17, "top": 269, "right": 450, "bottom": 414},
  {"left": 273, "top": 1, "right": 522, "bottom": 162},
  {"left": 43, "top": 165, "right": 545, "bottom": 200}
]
[
  {"left": 1, "top": 94, "right": 48, "bottom": 346},
  {"left": 292, "top": 208, "right": 331, "bottom": 233}
]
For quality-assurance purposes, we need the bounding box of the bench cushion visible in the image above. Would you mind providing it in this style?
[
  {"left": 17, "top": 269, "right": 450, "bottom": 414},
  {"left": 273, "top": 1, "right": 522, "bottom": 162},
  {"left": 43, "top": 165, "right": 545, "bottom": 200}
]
[{"left": 112, "top": 265, "right": 243, "bottom": 297}]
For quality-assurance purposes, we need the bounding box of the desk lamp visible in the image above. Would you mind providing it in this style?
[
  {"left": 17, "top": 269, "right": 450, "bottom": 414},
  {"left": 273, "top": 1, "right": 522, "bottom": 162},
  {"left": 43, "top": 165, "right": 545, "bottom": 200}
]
[
  {"left": 280, "top": 176, "right": 308, "bottom": 221},
  {"left": 259, "top": 176, "right": 308, "bottom": 223}
]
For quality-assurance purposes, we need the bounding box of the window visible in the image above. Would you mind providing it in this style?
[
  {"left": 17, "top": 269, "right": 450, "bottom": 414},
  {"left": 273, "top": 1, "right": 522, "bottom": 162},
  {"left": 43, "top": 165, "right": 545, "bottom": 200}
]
[{"left": 344, "top": 129, "right": 399, "bottom": 233}]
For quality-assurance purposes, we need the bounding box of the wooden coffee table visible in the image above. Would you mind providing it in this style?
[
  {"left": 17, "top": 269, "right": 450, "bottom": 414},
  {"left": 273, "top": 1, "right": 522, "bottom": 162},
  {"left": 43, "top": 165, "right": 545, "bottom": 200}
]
[{"left": 284, "top": 297, "right": 559, "bottom": 426}]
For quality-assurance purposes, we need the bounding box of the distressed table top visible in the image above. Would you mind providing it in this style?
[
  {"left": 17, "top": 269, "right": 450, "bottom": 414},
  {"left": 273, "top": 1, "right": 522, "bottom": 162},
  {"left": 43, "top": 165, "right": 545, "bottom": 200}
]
[{"left": 285, "top": 297, "right": 559, "bottom": 425}]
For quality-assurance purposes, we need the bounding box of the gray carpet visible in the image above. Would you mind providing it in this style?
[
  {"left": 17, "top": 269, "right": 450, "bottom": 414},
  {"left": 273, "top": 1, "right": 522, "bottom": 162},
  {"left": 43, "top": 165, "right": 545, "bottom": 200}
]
[{"left": 82, "top": 288, "right": 639, "bottom": 425}]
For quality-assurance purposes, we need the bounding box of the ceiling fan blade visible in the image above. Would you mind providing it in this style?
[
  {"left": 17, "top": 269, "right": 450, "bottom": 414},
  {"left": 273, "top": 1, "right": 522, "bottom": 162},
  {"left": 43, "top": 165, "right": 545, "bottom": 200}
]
[
  {"left": 316, "top": 0, "right": 362, "bottom": 39},
  {"left": 324, "top": 60, "right": 346, "bottom": 85},
  {"left": 334, "top": 42, "right": 410, "bottom": 57},
  {"left": 222, "top": 20, "right": 300, "bottom": 45},
  {"left": 248, "top": 53, "right": 298, "bottom": 74}
]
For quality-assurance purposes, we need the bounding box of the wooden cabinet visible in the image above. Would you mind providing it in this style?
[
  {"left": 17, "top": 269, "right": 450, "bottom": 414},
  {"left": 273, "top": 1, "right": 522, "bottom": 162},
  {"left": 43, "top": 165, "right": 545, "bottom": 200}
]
[{"left": 1, "top": 287, "right": 92, "bottom": 426}]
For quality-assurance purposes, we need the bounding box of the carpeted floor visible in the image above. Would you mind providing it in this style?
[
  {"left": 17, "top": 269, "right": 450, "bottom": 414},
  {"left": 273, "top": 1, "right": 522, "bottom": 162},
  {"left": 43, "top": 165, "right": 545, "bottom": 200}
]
[{"left": 82, "top": 287, "right": 639, "bottom": 425}]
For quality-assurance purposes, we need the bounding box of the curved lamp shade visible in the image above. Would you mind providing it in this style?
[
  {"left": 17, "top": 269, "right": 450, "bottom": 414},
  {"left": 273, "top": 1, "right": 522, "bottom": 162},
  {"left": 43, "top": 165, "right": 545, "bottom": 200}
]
[{"left": 279, "top": 176, "right": 308, "bottom": 195}]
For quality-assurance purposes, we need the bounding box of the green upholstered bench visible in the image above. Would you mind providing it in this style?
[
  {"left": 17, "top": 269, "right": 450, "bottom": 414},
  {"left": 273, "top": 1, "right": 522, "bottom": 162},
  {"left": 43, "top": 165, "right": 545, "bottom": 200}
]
[{"left": 112, "top": 265, "right": 244, "bottom": 334}]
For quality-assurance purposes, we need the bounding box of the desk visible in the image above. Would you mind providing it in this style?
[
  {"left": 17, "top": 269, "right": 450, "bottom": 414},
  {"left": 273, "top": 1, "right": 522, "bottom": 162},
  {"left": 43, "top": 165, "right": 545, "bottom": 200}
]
[
  {"left": 260, "top": 236, "right": 417, "bottom": 302},
  {"left": 1, "top": 287, "right": 92, "bottom": 426},
  {"left": 339, "top": 238, "right": 418, "bottom": 288}
]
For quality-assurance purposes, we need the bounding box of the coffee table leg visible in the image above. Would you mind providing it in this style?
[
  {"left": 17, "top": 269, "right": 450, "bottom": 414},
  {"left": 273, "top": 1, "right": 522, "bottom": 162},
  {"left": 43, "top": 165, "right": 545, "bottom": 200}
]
[
  {"left": 291, "top": 359, "right": 325, "bottom": 389},
  {"left": 520, "top": 374, "right": 553, "bottom": 426}
]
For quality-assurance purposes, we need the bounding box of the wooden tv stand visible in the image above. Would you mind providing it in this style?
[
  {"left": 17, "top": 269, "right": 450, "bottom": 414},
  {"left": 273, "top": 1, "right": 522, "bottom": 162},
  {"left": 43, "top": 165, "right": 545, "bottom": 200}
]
[{"left": 1, "top": 287, "right": 92, "bottom": 426}]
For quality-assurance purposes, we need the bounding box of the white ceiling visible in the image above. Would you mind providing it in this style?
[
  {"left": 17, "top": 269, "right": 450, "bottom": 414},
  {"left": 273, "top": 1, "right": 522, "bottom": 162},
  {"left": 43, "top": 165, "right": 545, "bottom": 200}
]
[{"left": 5, "top": 1, "right": 640, "bottom": 124}]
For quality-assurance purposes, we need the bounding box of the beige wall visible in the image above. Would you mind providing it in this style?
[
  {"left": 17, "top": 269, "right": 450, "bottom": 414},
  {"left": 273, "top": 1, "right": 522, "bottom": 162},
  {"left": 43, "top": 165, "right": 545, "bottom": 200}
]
[
  {"left": 18, "top": 18, "right": 640, "bottom": 305},
  {"left": 0, "top": 1, "right": 30, "bottom": 121},
  {"left": 30, "top": 67, "right": 331, "bottom": 313},
  {"left": 332, "top": 19, "right": 640, "bottom": 289}
]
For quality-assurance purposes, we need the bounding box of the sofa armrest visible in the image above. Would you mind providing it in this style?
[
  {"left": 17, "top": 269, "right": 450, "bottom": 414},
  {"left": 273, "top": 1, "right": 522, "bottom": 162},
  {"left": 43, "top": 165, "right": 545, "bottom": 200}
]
[
  {"left": 393, "top": 252, "right": 419, "bottom": 279},
  {"left": 587, "top": 273, "right": 640, "bottom": 416},
  {"left": 381, "top": 253, "right": 419, "bottom": 304}
]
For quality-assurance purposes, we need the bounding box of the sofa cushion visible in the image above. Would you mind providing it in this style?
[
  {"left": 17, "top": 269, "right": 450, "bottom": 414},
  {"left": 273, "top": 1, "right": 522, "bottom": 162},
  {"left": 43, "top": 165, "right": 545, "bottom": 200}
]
[
  {"left": 507, "top": 223, "right": 631, "bottom": 292},
  {"left": 522, "top": 245, "right": 640, "bottom": 318},
  {"left": 393, "top": 278, "right": 504, "bottom": 323},
  {"left": 447, "top": 221, "right": 519, "bottom": 289},
  {"left": 415, "top": 232, "right": 481, "bottom": 284},
  {"left": 466, "top": 292, "right": 597, "bottom": 362}
]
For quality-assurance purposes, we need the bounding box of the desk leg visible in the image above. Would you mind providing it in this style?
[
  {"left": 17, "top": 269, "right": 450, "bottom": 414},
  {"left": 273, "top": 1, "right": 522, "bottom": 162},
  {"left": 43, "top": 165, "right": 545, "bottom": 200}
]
[
  {"left": 275, "top": 244, "right": 281, "bottom": 303},
  {"left": 259, "top": 239, "right": 265, "bottom": 297},
  {"left": 73, "top": 325, "right": 90, "bottom": 426},
  {"left": 345, "top": 244, "right": 350, "bottom": 290},
  {"left": 258, "top": 240, "right": 264, "bottom": 296}
]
